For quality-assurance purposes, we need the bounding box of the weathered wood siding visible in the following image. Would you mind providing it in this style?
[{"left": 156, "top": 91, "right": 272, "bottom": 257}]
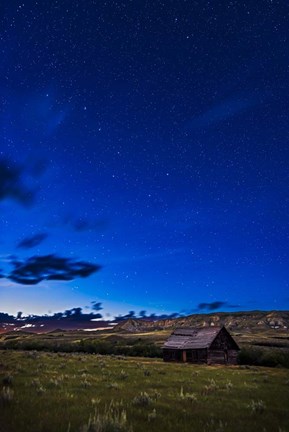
[
  {"left": 186, "top": 348, "right": 207, "bottom": 363},
  {"left": 207, "top": 349, "right": 238, "bottom": 365},
  {"left": 209, "top": 327, "right": 238, "bottom": 351},
  {"left": 163, "top": 349, "right": 183, "bottom": 362},
  {"left": 163, "top": 348, "right": 209, "bottom": 363},
  {"left": 207, "top": 328, "right": 239, "bottom": 364},
  {"left": 207, "top": 349, "right": 226, "bottom": 364},
  {"left": 227, "top": 349, "right": 238, "bottom": 365}
]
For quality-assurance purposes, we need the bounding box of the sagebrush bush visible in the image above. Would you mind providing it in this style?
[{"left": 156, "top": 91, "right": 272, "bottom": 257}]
[
  {"left": 203, "top": 378, "right": 219, "bottom": 394},
  {"left": 80, "top": 403, "right": 132, "bottom": 432},
  {"left": 248, "top": 399, "right": 266, "bottom": 414},
  {"left": 204, "top": 419, "right": 227, "bottom": 432},
  {"left": 119, "top": 370, "right": 128, "bottom": 380},
  {"left": 81, "top": 379, "right": 92, "bottom": 388},
  {"left": 132, "top": 391, "right": 152, "bottom": 407},
  {"left": 2, "top": 375, "right": 13, "bottom": 386},
  {"left": 179, "top": 387, "right": 197, "bottom": 402},
  {"left": 225, "top": 380, "right": 233, "bottom": 391},
  {"left": 36, "top": 385, "right": 46, "bottom": 395},
  {"left": 0, "top": 387, "right": 14, "bottom": 404},
  {"left": 151, "top": 390, "right": 161, "bottom": 400},
  {"left": 148, "top": 408, "right": 157, "bottom": 422},
  {"left": 106, "top": 382, "right": 120, "bottom": 390}
]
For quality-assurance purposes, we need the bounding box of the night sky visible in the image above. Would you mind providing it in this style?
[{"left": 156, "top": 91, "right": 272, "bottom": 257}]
[{"left": 1, "top": 1, "right": 289, "bottom": 318}]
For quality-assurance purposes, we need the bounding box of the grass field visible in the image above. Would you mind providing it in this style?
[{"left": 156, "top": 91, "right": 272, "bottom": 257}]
[{"left": 1, "top": 350, "right": 289, "bottom": 432}]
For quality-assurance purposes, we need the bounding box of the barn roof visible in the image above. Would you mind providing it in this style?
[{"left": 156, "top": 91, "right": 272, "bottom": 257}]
[{"left": 163, "top": 326, "right": 223, "bottom": 349}]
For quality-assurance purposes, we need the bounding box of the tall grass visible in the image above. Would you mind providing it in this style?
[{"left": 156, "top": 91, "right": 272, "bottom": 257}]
[{"left": 0, "top": 350, "right": 289, "bottom": 432}]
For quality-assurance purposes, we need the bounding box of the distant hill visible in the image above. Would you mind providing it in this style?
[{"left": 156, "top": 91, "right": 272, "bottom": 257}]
[
  {"left": 0, "top": 319, "right": 112, "bottom": 334},
  {"left": 1, "top": 310, "right": 289, "bottom": 334},
  {"left": 115, "top": 310, "right": 289, "bottom": 333}
]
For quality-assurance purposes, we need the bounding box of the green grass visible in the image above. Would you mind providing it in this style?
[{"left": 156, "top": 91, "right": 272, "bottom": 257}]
[{"left": 1, "top": 350, "right": 289, "bottom": 432}]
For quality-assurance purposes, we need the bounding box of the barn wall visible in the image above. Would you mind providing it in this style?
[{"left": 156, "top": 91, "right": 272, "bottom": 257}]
[
  {"left": 186, "top": 349, "right": 207, "bottom": 363},
  {"left": 227, "top": 350, "right": 238, "bottom": 365},
  {"left": 207, "top": 349, "right": 239, "bottom": 365},
  {"left": 164, "top": 348, "right": 239, "bottom": 364},
  {"left": 163, "top": 348, "right": 208, "bottom": 363},
  {"left": 163, "top": 349, "right": 182, "bottom": 362},
  {"left": 207, "top": 350, "right": 226, "bottom": 365}
]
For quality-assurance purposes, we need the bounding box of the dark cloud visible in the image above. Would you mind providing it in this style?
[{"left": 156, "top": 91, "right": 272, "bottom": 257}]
[
  {"left": 91, "top": 301, "right": 103, "bottom": 312},
  {"left": 0, "top": 312, "right": 15, "bottom": 323},
  {"left": 5, "top": 254, "right": 101, "bottom": 285},
  {"left": 114, "top": 310, "right": 182, "bottom": 322},
  {"left": 116, "top": 311, "right": 136, "bottom": 321},
  {"left": 148, "top": 312, "right": 180, "bottom": 320},
  {"left": 63, "top": 215, "right": 108, "bottom": 232},
  {"left": 57, "top": 307, "right": 102, "bottom": 321},
  {"left": 198, "top": 301, "right": 240, "bottom": 311},
  {"left": 17, "top": 233, "right": 48, "bottom": 249},
  {"left": 0, "top": 307, "right": 103, "bottom": 324},
  {"left": 0, "top": 158, "right": 35, "bottom": 206},
  {"left": 198, "top": 301, "right": 226, "bottom": 311}
]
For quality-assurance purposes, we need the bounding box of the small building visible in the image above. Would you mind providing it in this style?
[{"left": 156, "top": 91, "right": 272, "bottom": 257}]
[{"left": 163, "top": 326, "right": 240, "bottom": 365}]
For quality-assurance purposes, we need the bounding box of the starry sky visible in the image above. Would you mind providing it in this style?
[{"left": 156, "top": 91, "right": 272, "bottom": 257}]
[{"left": 1, "top": 0, "right": 289, "bottom": 318}]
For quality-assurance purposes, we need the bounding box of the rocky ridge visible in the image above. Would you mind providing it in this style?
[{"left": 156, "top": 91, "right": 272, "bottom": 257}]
[{"left": 115, "top": 310, "right": 289, "bottom": 333}]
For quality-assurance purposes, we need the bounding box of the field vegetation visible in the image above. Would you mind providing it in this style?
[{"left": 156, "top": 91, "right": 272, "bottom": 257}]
[
  {"left": 1, "top": 328, "right": 289, "bottom": 368},
  {"left": 1, "top": 350, "right": 289, "bottom": 432}
]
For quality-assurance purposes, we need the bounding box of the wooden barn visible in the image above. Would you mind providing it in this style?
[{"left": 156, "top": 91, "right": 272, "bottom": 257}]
[{"left": 163, "top": 326, "right": 240, "bottom": 365}]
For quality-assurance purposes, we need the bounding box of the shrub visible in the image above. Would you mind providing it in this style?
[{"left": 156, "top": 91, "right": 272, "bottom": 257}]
[
  {"left": 151, "top": 390, "right": 161, "bottom": 400},
  {"left": 36, "top": 386, "right": 46, "bottom": 395},
  {"left": 184, "top": 392, "right": 198, "bottom": 403},
  {"left": 80, "top": 403, "right": 132, "bottom": 432},
  {"left": 248, "top": 399, "right": 266, "bottom": 414},
  {"left": 1, "top": 336, "right": 162, "bottom": 359},
  {"left": 179, "top": 387, "right": 197, "bottom": 402},
  {"left": 0, "top": 387, "right": 14, "bottom": 404},
  {"left": 106, "top": 382, "right": 120, "bottom": 390},
  {"left": 2, "top": 375, "right": 13, "bottom": 386},
  {"left": 203, "top": 378, "right": 219, "bottom": 394},
  {"left": 82, "top": 380, "right": 92, "bottom": 388},
  {"left": 238, "top": 347, "right": 289, "bottom": 369},
  {"left": 238, "top": 348, "right": 261, "bottom": 366},
  {"left": 148, "top": 408, "right": 157, "bottom": 422},
  {"left": 49, "top": 378, "right": 61, "bottom": 387},
  {"left": 132, "top": 392, "right": 152, "bottom": 407},
  {"left": 204, "top": 419, "right": 227, "bottom": 432},
  {"left": 225, "top": 380, "right": 233, "bottom": 391},
  {"left": 119, "top": 370, "right": 128, "bottom": 380}
]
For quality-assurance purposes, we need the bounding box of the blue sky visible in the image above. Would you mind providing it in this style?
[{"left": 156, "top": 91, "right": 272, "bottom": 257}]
[{"left": 1, "top": 1, "right": 289, "bottom": 317}]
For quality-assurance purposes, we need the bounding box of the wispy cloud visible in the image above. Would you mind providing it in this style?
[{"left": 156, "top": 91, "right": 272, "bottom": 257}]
[
  {"left": 17, "top": 233, "right": 48, "bottom": 249},
  {"left": 109, "top": 247, "right": 190, "bottom": 264},
  {"left": 21, "top": 92, "right": 70, "bottom": 135},
  {"left": 63, "top": 215, "right": 109, "bottom": 232},
  {"left": 186, "top": 95, "right": 258, "bottom": 130}
]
